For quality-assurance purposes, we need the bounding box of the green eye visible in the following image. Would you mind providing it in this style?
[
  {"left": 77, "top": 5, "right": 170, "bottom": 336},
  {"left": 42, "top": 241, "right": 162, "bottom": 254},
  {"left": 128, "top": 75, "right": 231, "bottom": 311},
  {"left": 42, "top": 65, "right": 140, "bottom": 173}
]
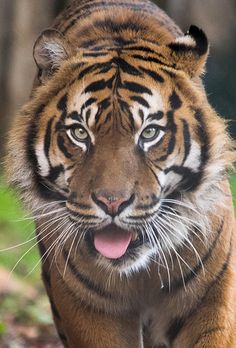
[
  {"left": 71, "top": 126, "right": 89, "bottom": 142},
  {"left": 140, "top": 126, "right": 160, "bottom": 141}
]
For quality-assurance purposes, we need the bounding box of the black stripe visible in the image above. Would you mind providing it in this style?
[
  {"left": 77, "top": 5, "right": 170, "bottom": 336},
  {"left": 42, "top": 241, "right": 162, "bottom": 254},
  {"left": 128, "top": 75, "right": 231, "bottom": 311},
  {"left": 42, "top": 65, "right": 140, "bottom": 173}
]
[
  {"left": 182, "top": 119, "right": 191, "bottom": 164},
  {"left": 124, "top": 45, "right": 158, "bottom": 55},
  {"left": 98, "top": 97, "right": 110, "bottom": 111},
  {"left": 132, "top": 54, "right": 169, "bottom": 67},
  {"left": 95, "top": 106, "right": 103, "bottom": 125},
  {"left": 63, "top": 249, "right": 113, "bottom": 299},
  {"left": 75, "top": 18, "right": 146, "bottom": 39},
  {"left": 36, "top": 181, "right": 66, "bottom": 201},
  {"left": 27, "top": 108, "right": 65, "bottom": 201},
  {"left": 58, "top": 94, "right": 68, "bottom": 123},
  {"left": 194, "top": 108, "right": 209, "bottom": 167},
  {"left": 83, "top": 51, "right": 108, "bottom": 57},
  {"left": 97, "top": 111, "right": 112, "bottom": 131},
  {"left": 44, "top": 118, "right": 54, "bottom": 159},
  {"left": 122, "top": 81, "right": 152, "bottom": 95},
  {"left": 94, "top": 18, "right": 148, "bottom": 33},
  {"left": 59, "top": 271, "right": 107, "bottom": 314},
  {"left": 147, "top": 111, "right": 164, "bottom": 121},
  {"left": 68, "top": 111, "right": 83, "bottom": 122},
  {"left": 167, "top": 317, "right": 185, "bottom": 343},
  {"left": 42, "top": 270, "right": 51, "bottom": 289},
  {"left": 169, "top": 90, "right": 182, "bottom": 110},
  {"left": 77, "top": 64, "right": 100, "bottom": 79},
  {"left": 50, "top": 299, "right": 61, "bottom": 320},
  {"left": 46, "top": 164, "right": 64, "bottom": 182},
  {"left": 139, "top": 109, "right": 144, "bottom": 122},
  {"left": 166, "top": 219, "right": 224, "bottom": 292},
  {"left": 58, "top": 331, "right": 68, "bottom": 346},
  {"left": 147, "top": 165, "right": 162, "bottom": 188},
  {"left": 70, "top": 62, "right": 111, "bottom": 82},
  {"left": 139, "top": 67, "right": 164, "bottom": 83},
  {"left": 82, "top": 38, "right": 134, "bottom": 50},
  {"left": 158, "top": 135, "right": 176, "bottom": 162},
  {"left": 112, "top": 57, "right": 142, "bottom": 76},
  {"left": 81, "top": 97, "right": 97, "bottom": 114},
  {"left": 57, "top": 134, "right": 72, "bottom": 159},
  {"left": 62, "top": 1, "right": 158, "bottom": 34},
  {"left": 95, "top": 62, "right": 113, "bottom": 74},
  {"left": 160, "top": 68, "right": 177, "bottom": 79},
  {"left": 57, "top": 94, "right": 67, "bottom": 112},
  {"left": 157, "top": 111, "right": 176, "bottom": 161},
  {"left": 194, "top": 327, "right": 225, "bottom": 346},
  {"left": 117, "top": 99, "right": 134, "bottom": 131},
  {"left": 85, "top": 109, "right": 91, "bottom": 124},
  {"left": 84, "top": 79, "right": 107, "bottom": 93},
  {"left": 37, "top": 238, "right": 47, "bottom": 258},
  {"left": 164, "top": 165, "right": 202, "bottom": 191},
  {"left": 130, "top": 96, "right": 150, "bottom": 108},
  {"left": 34, "top": 103, "right": 45, "bottom": 119},
  {"left": 166, "top": 237, "right": 232, "bottom": 344},
  {"left": 66, "top": 164, "right": 76, "bottom": 171}
]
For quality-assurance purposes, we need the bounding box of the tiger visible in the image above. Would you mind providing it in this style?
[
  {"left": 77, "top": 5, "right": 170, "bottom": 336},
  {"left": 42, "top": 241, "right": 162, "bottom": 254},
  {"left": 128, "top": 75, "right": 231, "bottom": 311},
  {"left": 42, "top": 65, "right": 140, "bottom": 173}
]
[{"left": 5, "top": 0, "right": 236, "bottom": 347}]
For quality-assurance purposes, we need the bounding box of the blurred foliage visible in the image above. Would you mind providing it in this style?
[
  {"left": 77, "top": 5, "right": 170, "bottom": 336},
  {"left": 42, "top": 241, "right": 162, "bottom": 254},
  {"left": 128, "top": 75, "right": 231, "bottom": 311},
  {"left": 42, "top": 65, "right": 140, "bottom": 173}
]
[
  {"left": 0, "top": 183, "right": 39, "bottom": 281},
  {"left": 0, "top": 182, "right": 60, "bottom": 347}
]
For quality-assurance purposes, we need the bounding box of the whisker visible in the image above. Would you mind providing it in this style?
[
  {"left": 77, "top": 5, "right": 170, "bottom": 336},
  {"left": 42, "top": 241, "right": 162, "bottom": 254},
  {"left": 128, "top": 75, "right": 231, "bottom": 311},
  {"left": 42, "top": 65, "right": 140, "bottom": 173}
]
[
  {"left": 28, "top": 218, "right": 71, "bottom": 277},
  {"left": 63, "top": 225, "right": 78, "bottom": 277},
  {"left": 10, "top": 215, "right": 68, "bottom": 278},
  {"left": 12, "top": 200, "right": 66, "bottom": 221},
  {"left": 143, "top": 221, "right": 171, "bottom": 291},
  {"left": 158, "top": 213, "right": 205, "bottom": 270}
]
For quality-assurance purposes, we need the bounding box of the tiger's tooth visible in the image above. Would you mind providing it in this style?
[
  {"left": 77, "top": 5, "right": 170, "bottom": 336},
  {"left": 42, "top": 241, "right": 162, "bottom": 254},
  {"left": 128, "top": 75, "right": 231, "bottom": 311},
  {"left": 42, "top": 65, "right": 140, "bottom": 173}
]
[{"left": 131, "top": 232, "right": 138, "bottom": 241}]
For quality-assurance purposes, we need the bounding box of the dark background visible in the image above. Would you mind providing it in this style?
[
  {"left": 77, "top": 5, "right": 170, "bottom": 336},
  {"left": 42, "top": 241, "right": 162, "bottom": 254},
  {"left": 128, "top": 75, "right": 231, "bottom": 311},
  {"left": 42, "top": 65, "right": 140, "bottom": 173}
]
[{"left": 0, "top": 0, "right": 236, "bottom": 163}]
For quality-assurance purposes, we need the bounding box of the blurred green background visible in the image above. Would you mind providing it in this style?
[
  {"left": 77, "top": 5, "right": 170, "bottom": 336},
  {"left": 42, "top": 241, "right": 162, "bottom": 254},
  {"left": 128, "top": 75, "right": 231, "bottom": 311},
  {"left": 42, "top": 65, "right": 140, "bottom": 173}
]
[{"left": 0, "top": 0, "right": 235, "bottom": 347}]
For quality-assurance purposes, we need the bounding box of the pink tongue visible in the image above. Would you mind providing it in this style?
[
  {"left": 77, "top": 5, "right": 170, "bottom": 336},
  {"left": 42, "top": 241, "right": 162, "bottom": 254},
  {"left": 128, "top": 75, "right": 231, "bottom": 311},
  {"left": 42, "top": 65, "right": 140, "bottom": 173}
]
[{"left": 94, "top": 228, "right": 132, "bottom": 259}]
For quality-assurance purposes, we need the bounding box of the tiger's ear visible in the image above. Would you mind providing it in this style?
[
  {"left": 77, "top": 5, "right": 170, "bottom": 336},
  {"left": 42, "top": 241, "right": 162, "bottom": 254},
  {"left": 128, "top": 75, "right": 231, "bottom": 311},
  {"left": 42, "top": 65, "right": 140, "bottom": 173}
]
[
  {"left": 33, "top": 29, "right": 74, "bottom": 83},
  {"left": 166, "top": 25, "right": 209, "bottom": 77}
]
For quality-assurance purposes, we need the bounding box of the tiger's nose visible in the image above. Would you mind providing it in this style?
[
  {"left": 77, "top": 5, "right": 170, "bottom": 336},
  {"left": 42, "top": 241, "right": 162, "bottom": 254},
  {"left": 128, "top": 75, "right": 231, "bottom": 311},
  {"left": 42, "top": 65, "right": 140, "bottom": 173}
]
[{"left": 91, "top": 192, "right": 135, "bottom": 217}]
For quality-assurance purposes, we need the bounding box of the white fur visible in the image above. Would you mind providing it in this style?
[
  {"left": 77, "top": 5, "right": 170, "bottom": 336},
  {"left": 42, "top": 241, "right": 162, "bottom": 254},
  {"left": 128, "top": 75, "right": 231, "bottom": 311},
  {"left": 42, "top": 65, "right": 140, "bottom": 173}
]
[
  {"left": 174, "top": 35, "right": 196, "bottom": 47},
  {"left": 43, "top": 41, "right": 67, "bottom": 69},
  {"left": 35, "top": 142, "right": 50, "bottom": 177}
]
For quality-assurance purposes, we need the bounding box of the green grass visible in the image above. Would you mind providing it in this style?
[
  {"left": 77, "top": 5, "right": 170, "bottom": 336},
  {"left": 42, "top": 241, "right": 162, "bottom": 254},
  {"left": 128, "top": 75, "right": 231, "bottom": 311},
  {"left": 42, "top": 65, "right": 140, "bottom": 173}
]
[
  {"left": 0, "top": 182, "right": 40, "bottom": 282},
  {"left": 230, "top": 173, "right": 236, "bottom": 203}
]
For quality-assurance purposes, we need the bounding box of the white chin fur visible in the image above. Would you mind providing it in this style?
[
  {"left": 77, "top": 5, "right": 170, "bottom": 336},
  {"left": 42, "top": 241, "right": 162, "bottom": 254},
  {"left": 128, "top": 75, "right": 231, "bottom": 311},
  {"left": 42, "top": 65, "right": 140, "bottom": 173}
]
[{"left": 95, "top": 245, "right": 157, "bottom": 277}]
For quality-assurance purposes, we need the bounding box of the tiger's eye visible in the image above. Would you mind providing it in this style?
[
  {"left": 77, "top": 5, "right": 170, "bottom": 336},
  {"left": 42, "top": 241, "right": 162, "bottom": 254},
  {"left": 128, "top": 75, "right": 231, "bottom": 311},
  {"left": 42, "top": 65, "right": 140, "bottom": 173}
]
[
  {"left": 72, "top": 126, "right": 89, "bottom": 141},
  {"left": 141, "top": 126, "right": 159, "bottom": 141}
]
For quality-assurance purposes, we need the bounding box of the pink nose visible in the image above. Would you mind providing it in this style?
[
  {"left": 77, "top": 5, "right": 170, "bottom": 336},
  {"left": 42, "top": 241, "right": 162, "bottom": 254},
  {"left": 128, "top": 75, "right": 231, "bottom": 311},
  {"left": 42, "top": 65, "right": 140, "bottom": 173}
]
[{"left": 91, "top": 192, "right": 134, "bottom": 216}]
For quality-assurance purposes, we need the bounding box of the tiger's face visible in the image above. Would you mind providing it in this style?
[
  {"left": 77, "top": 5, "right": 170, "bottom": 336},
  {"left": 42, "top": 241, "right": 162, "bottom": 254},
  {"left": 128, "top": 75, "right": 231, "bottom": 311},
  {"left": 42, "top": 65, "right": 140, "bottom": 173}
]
[
  {"left": 18, "top": 27, "right": 229, "bottom": 274},
  {"left": 31, "top": 51, "right": 207, "bottom": 273}
]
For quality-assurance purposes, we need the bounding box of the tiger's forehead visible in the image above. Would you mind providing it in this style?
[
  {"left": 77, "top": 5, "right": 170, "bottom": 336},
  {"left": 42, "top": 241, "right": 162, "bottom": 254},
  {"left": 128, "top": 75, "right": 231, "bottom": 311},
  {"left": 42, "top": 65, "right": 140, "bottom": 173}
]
[
  {"left": 64, "top": 55, "right": 169, "bottom": 131},
  {"left": 66, "top": 86, "right": 165, "bottom": 130}
]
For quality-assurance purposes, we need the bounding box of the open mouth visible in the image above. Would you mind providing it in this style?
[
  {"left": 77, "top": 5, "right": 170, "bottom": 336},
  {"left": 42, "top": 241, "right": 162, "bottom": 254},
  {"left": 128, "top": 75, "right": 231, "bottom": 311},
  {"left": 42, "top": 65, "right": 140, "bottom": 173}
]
[{"left": 86, "top": 224, "right": 144, "bottom": 260}]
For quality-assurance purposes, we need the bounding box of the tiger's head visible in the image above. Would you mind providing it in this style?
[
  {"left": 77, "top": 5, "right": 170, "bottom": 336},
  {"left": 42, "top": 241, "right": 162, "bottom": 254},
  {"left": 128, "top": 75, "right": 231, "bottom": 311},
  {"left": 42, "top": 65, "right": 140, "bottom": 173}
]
[{"left": 7, "top": 26, "right": 234, "bottom": 275}]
